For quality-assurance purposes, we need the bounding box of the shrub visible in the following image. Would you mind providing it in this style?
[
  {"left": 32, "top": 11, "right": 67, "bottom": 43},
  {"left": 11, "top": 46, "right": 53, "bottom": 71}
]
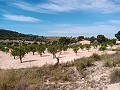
[
  {"left": 110, "top": 69, "right": 120, "bottom": 83},
  {"left": 104, "top": 60, "right": 119, "bottom": 67},
  {"left": 99, "top": 46, "right": 106, "bottom": 51},
  {"left": 90, "top": 53, "right": 101, "bottom": 61},
  {"left": 74, "top": 57, "right": 93, "bottom": 72}
]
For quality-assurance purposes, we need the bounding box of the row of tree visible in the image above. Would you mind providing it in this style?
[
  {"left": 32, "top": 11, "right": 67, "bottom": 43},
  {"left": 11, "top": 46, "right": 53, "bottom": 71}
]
[
  {"left": 1, "top": 29, "right": 119, "bottom": 45},
  {"left": 0, "top": 40, "right": 114, "bottom": 63}
]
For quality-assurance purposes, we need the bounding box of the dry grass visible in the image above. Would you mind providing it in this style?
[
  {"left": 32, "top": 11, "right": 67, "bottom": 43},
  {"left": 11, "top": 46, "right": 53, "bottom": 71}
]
[
  {"left": 102, "top": 53, "right": 120, "bottom": 67},
  {"left": 110, "top": 69, "right": 120, "bottom": 83},
  {"left": 0, "top": 63, "right": 78, "bottom": 90}
]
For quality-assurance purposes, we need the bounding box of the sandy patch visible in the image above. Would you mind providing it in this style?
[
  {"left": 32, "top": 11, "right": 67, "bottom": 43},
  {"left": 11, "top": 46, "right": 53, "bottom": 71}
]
[{"left": 0, "top": 49, "right": 116, "bottom": 69}]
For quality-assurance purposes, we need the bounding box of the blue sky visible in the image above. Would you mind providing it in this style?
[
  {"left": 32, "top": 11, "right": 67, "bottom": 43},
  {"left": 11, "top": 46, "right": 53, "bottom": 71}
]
[{"left": 0, "top": 0, "right": 120, "bottom": 38}]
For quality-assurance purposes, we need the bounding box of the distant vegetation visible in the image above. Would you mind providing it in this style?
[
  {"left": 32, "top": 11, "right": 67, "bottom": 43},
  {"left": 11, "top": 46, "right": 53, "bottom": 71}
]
[{"left": 0, "top": 29, "right": 118, "bottom": 44}]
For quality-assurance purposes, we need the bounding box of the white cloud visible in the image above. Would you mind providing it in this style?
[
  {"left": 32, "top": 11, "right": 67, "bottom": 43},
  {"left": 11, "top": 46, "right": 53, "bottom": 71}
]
[
  {"left": 48, "top": 24, "right": 119, "bottom": 37},
  {"left": 3, "top": 14, "right": 40, "bottom": 22},
  {"left": 109, "top": 20, "right": 120, "bottom": 24},
  {"left": 12, "top": 0, "right": 120, "bottom": 13}
]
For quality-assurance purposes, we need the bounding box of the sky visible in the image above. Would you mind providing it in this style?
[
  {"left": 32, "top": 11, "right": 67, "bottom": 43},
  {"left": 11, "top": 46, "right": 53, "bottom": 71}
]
[{"left": 0, "top": 0, "right": 120, "bottom": 38}]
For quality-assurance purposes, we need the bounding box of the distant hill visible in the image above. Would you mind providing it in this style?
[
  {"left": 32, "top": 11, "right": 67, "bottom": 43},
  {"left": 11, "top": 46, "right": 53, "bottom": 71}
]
[
  {"left": 0, "top": 29, "right": 60, "bottom": 43},
  {"left": 0, "top": 29, "right": 39, "bottom": 41}
]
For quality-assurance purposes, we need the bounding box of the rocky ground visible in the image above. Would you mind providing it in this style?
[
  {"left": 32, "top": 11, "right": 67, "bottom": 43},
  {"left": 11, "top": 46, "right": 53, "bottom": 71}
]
[{"left": 40, "top": 60, "right": 120, "bottom": 90}]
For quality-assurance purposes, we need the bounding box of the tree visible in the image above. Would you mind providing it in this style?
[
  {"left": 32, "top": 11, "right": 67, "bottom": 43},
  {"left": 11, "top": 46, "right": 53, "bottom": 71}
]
[
  {"left": 92, "top": 41, "right": 99, "bottom": 49},
  {"left": 59, "top": 37, "right": 70, "bottom": 45},
  {"left": 11, "top": 46, "right": 26, "bottom": 63},
  {"left": 11, "top": 48, "right": 17, "bottom": 59},
  {"left": 90, "top": 36, "right": 96, "bottom": 43},
  {"left": 63, "top": 45, "right": 68, "bottom": 52},
  {"left": 115, "top": 31, "right": 120, "bottom": 41},
  {"left": 37, "top": 44, "right": 46, "bottom": 57},
  {"left": 4, "top": 47, "right": 9, "bottom": 53},
  {"left": 97, "top": 35, "right": 106, "bottom": 43},
  {"left": 73, "top": 46, "right": 79, "bottom": 55},
  {"left": 80, "top": 44, "right": 84, "bottom": 51},
  {"left": 99, "top": 45, "right": 107, "bottom": 52},
  {"left": 47, "top": 44, "right": 58, "bottom": 58},
  {"left": 77, "top": 36, "right": 84, "bottom": 41},
  {"left": 29, "top": 44, "right": 37, "bottom": 55},
  {"left": 58, "top": 43, "right": 64, "bottom": 54},
  {"left": 85, "top": 44, "right": 91, "bottom": 52},
  {"left": 0, "top": 46, "right": 5, "bottom": 52},
  {"left": 108, "top": 42, "right": 114, "bottom": 49}
]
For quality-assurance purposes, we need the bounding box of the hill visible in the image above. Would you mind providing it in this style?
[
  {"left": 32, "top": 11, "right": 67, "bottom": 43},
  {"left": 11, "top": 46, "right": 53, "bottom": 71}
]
[{"left": 0, "top": 29, "right": 43, "bottom": 41}]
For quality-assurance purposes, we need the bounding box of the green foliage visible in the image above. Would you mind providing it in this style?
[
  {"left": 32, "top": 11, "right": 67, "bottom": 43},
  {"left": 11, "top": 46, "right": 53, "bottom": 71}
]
[
  {"left": 99, "top": 45, "right": 107, "bottom": 51},
  {"left": 77, "top": 36, "right": 84, "bottom": 41},
  {"left": 72, "top": 46, "right": 79, "bottom": 55},
  {"left": 97, "top": 34, "right": 106, "bottom": 43},
  {"left": 92, "top": 41, "right": 99, "bottom": 49},
  {"left": 108, "top": 42, "right": 114, "bottom": 48},
  {"left": 115, "top": 31, "right": 120, "bottom": 41},
  {"left": 0, "top": 46, "right": 5, "bottom": 52},
  {"left": 37, "top": 44, "right": 46, "bottom": 56},
  {"left": 63, "top": 45, "right": 68, "bottom": 51},
  {"left": 59, "top": 37, "right": 70, "bottom": 45},
  {"left": 11, "top": 46, "right": 26, "bottom": 63},
  {"left": 4, "top": 47, "right": 9, "bottom": 53},
  {"left": 85, "top": 44, "right": 91, "bottom": 51},
  {"left": 90, "top": 36, "right": 96, "bottom": 43},
  {"left": 80, "top": 44, "right": 84, "bottom": 50},
  {"left": 29, "top": 44, "right": 37, "bottom": 55},
  {"left": 47, "top": 44, "right": 58, "bottom": 58}
]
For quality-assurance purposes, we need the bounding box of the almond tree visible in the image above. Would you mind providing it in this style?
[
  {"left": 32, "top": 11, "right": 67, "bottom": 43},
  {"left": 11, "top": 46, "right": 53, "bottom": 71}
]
[
  {"left": 37, "top": 44, "right": 46, "bottom": 57},
  {"left": 11, "top": 46, "right": 26, "bottom": 63},
  {"left": 29, "top": 44, "right": 37, "bottom": 55},
  {"left": 47, "top": 44, "right": 58, "bottom": 58},
  {"left": 73, "top": 46, "right": 79, "bottom": 55}
]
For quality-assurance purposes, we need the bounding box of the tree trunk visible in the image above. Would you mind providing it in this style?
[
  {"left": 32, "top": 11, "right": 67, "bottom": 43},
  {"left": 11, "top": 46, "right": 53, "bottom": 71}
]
[
  {"left": 33, "top": 52, "right": 35, "bottom": 55},
  {"left": 59, "top": 51, "right": 62, "bottom": 55},
  {"left": 76, "top": 53, "right": 77, "bottom": 56},
  {"left": 14, "top": 56, "right": 15, "bottom": 59},
  {"left": 53, "top": 53, "right": 56, "bottom": 58},
  {"left": 40, "top": 53, "right": 42, "bottom": 57},
  {"left": 20, "top": 55, "right": 22, "bottom": 63},
  {"left": 56, "top": 57, "right": 59, "bottom": 65}
]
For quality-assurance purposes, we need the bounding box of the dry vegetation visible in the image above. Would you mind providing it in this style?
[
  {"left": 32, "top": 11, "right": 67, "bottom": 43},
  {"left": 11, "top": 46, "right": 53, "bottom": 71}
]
[{"left": 0, "top": 51, "right": 119, "bottom": 90}]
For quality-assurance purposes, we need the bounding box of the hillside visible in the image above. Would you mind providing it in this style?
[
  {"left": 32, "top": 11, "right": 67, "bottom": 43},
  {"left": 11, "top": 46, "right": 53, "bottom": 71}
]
[{"left": 0, "top": 29, "right": 39, "bottom": 41}]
